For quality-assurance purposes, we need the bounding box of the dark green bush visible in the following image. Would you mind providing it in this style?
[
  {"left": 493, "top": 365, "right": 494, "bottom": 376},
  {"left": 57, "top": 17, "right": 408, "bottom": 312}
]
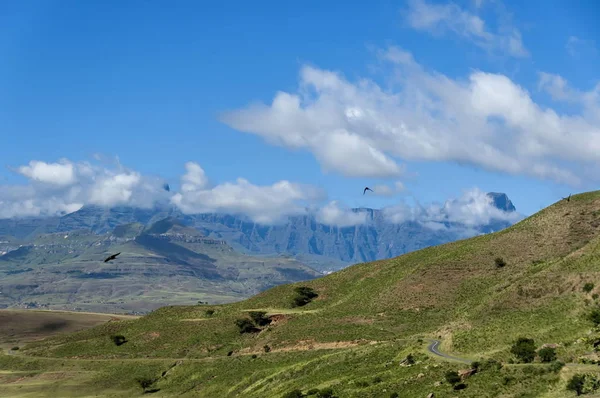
[
  {"left": 537, "top": 347, "right": 557, "bottom": 363},
  {"left": 584, "top": 283, "right": 595, "bottom": 293},
  {"left": 510, "top": 337, "right": 536, "bottom": 363},
  {"left": 588, "top": 308, "right": 600, "bottom": 325},
  {"left": 235, "top": 318, "right": 259, "bottom": 334},
  {"left": 263, "top": 345, "right": 271, "bottom": 353},
  {"left": 111, "top": 335, "right": 128, "bottom": 346},
  {"left": 249, "top": 311, "right": 271, "bottom": 326},
  {"left": 283, "top": 389, "right": 304, "bottom": 398},
  {"left": 292, "top": 286, "right": 319, "bottom": 307},
  {"left": 549, "top": 361, "right": 565, "bottom": 373},
  {"left": 494, "top": 257, "right": 507, "bottom": 268},
  {"left": 445, "top": 370, "right": 461, "bottom": 385},
  {"left": 566, "top": 374, "right": 585, "bottom": 395},
  {"left": 316, "top": 388, "right": 335, "bottom": 398},
  {"left": 205, "top": 309, "right": 215, "bottom": 316}
]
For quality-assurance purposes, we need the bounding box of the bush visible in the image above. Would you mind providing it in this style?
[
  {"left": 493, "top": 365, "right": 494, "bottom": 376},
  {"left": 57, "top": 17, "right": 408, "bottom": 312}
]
[
  {"left": 235, "top": 318, "right": 259, "bottom": 334},
  {"left": 283, "top": 389, "right": 304, "bottom": 398},
  {"left": 445, "top": 370, "right": 461, "bottom": 385},
  {"left": 479, "top": 358, "right": 502, "bottom": 371},
  {"left": 372, "top": 376, "right": 382, "bottom": 384},
  {"left": 251, "top": 354, "right": 257, "bottom": 359},
  {"left": 510, "top": 337, "right": 536, "bottom": 363},
  {"left": 306, "top": 389, "right": 320, "bottom": 396},
  {"left": 567, "top": 374, "right": 585, "bottom": 395},
  {"left": 494, "top": 257, "right": 507, "bottom": 268},
  {"left": 135, "top": 377, "right": 154, "bottom": 390},
  {"left": 593, "top": 294, "right": 599, "bottom": 300},
  {"left": 10, "top": 346, "right": 19, "bottom": 351},
  {"left": 537, "top": 347, "right": 557, "bottom": 363},
  {"left": 584, "top": 283, "right": 595, "bottom": 293},
  {"left": 316, "top": 388, "right": 335, "bottom": 398},
  {"left": 263, "top": 345, "right": 271, "bottom": 353},
  {"left": 588, "top": 308, "right": 600, "bottom": 326},
  {"left": 111, "top": 335, "right": 128, "bottom": 346},
  {"left": 249, "top": 311, "right": 272, "bottom": 326},
  {"left": 205, "top": 309, "right": 215, "bottom": 316},
  {"left": 549, "top": 361, "right": 565, "bottom": 373},
  {"left": 389, "top": 394, "right": 399, "bottom": 398},
  {"left": 292, "top": 286, "right": 319, "bottom": 307},
  {"left": 405, "top": 353, "right": 415, "bottom": 365}
]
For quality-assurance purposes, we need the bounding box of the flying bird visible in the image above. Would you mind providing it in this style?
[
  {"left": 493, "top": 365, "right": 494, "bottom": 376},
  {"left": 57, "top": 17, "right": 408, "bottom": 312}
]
[
  {"left": 363, "top": 187, "right": 374, "bottom": 195},
  {"left": 104, "top": 252, "right": 121, "bottom": 263}
]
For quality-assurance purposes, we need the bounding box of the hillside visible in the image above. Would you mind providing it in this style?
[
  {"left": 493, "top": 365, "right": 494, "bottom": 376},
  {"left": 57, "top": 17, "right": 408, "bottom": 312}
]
[
  {"left": 0, "top": 218, "right": 321, "bottom": 314},
  {"left": 2, "top": 192, "right": 600, "bottom": 397},
  {"left": 0, "top": 192, "right": 518, "bottom": 272}
]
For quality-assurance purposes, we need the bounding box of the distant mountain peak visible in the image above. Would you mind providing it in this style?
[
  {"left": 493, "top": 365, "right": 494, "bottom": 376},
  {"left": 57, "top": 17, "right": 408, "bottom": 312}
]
[{"left": 486, "top": 192, "right": 516, "bottom": 212}]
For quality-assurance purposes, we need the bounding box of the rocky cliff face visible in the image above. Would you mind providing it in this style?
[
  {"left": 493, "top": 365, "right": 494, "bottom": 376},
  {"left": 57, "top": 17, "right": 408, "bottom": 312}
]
[{"left": 0, "top": 192, "right": 518, "bottom": 271}]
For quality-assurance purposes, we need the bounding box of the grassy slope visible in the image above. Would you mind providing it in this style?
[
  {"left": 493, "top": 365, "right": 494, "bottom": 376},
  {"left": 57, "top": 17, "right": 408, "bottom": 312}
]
[
  {"left": 4, "top": 192, "right": 600, "bottom": 396},
  {"left": 0, "top": 224, "right": 321, "bottom": 313}
]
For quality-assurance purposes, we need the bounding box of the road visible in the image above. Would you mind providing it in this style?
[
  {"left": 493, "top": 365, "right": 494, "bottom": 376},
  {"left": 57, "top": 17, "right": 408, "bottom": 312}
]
[{"left": 426, "top": 339, "right": 472, "bottom": 364}]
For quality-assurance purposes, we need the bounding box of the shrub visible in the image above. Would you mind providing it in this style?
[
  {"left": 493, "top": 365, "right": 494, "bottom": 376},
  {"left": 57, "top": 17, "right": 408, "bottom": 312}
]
[
  {"left": 389, "top": 394, "right": 399, "bottom": 398},
  {"left": 263, "top": 345, "right": 271, "bottom": 353},
  {"left": 593, "top": 294, "right": 599, "bottom": 300},
  {"left": 111, "top": 335, "right": 128, "bottom": 346},
  {"left": 249, "top": 311, "right": 272, "bottom": 326},
  {"left": 494, "top": 257, "right": 507, "bottom": 268},
  {"left": 306, "top": 389, "right": 320, "bottom": 396},
  {"left": 405, "top": 353, "right": 415, "bottom": 365},
  {"left": 471, "top": 361, "right": 480, "bottom": 372},
  {"left": 538, "top": 347, "right": 557, "bottom": 363},
  {"left": 235, "top": 318, "right": 259, "bottom": 334},
  {"left": 251, "top": 354, "right": 257, "bottom": 359},
  {"left": 480, "top": 358, "right": 502, "bottom": 371},
  {"left": 445, "top": 370, "right": 461, "bottom": 385},
  {"left": 205, "top": 309, "right": 215, "bottom": 316},
  {"left": 135, "top": 377, "right": 154, "bottom": 390},
  {"left": 510, "top": 337, "right": 536, "bottom": 363},
  {"left": 454, "top": 383, "right": 467, "bottom": 390},
  {"left": 283, "top": 389, "right": 304, "bottom": 398},
  {"left": 588, "top": 308, "right": 600, "bottom": 326},
  {"left": 584, "top": 283, "right": 595, "bottom": 293},
  {"left": 292, "top": 286, "right": 319, "bottom": 307},
  {"left": 316, "top": 388, "right": 335, "bottom": 398},
  {"left": 10, "top": 346, "right": 19, "bottom": 351},
  {"left": 567, "top": 374, "right": 585, "bottom": 395},
  {"left": 227, "top": 350, "right": 233, "bottom": 356},
  {"left": 372, "top": 376, "right": 382, "bottom": 384},
  {"left": 549, "top": 361, "right": 565, "bottom": 373}
]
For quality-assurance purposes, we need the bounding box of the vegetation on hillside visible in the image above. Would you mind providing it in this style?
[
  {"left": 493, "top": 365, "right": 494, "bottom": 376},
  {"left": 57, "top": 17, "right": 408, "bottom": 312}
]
[{"left": 3, "top": 192, "right": 600, "bottom": 396}]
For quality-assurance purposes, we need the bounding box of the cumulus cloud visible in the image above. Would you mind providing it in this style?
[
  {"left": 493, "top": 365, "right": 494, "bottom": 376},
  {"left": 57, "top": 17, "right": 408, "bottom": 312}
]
[
  {"left": 17, "top": 159, "right": 77, "bottom": 186},
  {"left": 220, "top": 46, "right": 600, "bottom": 186},
  {"left": 171, "top": 162, "right": 325, "bottom": 224},
  {"left": 403, "top": 0, "right": 528, "bottom": 57},
  {"left": 1, "top": 158, "right": 171, "bottom": 219},
  {"left": 315, "top": 201, "right": 369, "bottom": 227}
]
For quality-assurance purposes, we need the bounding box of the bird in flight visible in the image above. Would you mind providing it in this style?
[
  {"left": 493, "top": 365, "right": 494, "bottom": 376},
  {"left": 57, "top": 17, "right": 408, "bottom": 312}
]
[
  {"left": 562, "top": 194, "right": 571, "bottom": 202},
  {"left": 363, "top": 187, "right": 373, "bottom": 195},
  {"left": 104, "top": 252, "right": 121, "bottom": 263}
]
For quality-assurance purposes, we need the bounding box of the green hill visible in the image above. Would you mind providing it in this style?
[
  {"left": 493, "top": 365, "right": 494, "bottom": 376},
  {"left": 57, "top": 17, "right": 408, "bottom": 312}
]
[
  {"left": 0, "top": 218, "right": 322, "bottom": 314},
  {"left": 3, "top": 192, "right": 600, "bottom": 397}
]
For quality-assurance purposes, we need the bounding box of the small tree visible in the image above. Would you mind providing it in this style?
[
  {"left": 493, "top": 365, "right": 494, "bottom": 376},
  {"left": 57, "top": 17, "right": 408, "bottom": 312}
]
[
  {"left": 588, "top": 308, "right": 600, "bottom": 326},
  {"left": 584, "top": 283, "right": 595, "bottom": 293},
  {"left": 111, "top": 335, "right": 128, "bottom": 346},
  {"left": 292, "top": 286, "right": 319, "bottom": 307},
  {"left": 510, "top": 337, "right": 536, "bottom": 363},
  {"left": 494, "top": 257, "right": 507, "bottom": 268},
  {"left": 538, "top": 347, "right": 557, "bottom": 363},
  {"left": 445, "top": 370, "right": 461, "bottom": 386},
  {"left": 283, "top": 389, "right": 304, "bottom": 398},
  {"left": 567, "top": 374, "right": 585, "bottom": 396},
  {"left": 235, "top": 318, "right": 259, "bottom": 334},
  {"left": 249, "top": 311, "right": 272, "bottom": 326}
]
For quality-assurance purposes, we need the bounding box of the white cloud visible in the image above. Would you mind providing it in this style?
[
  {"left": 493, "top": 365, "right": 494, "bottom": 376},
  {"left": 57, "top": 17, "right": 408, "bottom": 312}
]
[
  {"left": 17, "top": 160, "right": 77, "bottom": 186},
  {"left": 315, "top": 201, "right": 368, "bottom": 227},
  {"left": 383, "top": 187, "right": 522, "bottom": 229},
  {"left": 221, "top": 46, "right": 600, "bottom": 186},
  {"left": 1, "top": 158, "right": 171, "bottom": 218},
  {"left": 171, "top": 162, "right": 325, "bottom": 224},
  {"left": 403, "top": 0, "right": 528, "bottom": 58}
]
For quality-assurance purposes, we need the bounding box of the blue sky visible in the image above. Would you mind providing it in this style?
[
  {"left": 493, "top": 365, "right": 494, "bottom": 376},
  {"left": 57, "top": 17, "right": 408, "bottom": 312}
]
[{"left": 1, "top": 0, "right": 599, "bottom": 222}]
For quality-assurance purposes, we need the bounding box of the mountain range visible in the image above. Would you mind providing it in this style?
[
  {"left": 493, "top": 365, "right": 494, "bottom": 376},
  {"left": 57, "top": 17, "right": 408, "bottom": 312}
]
[{"left": 0, "top": 192, "right": 518, "bottom": 313}]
